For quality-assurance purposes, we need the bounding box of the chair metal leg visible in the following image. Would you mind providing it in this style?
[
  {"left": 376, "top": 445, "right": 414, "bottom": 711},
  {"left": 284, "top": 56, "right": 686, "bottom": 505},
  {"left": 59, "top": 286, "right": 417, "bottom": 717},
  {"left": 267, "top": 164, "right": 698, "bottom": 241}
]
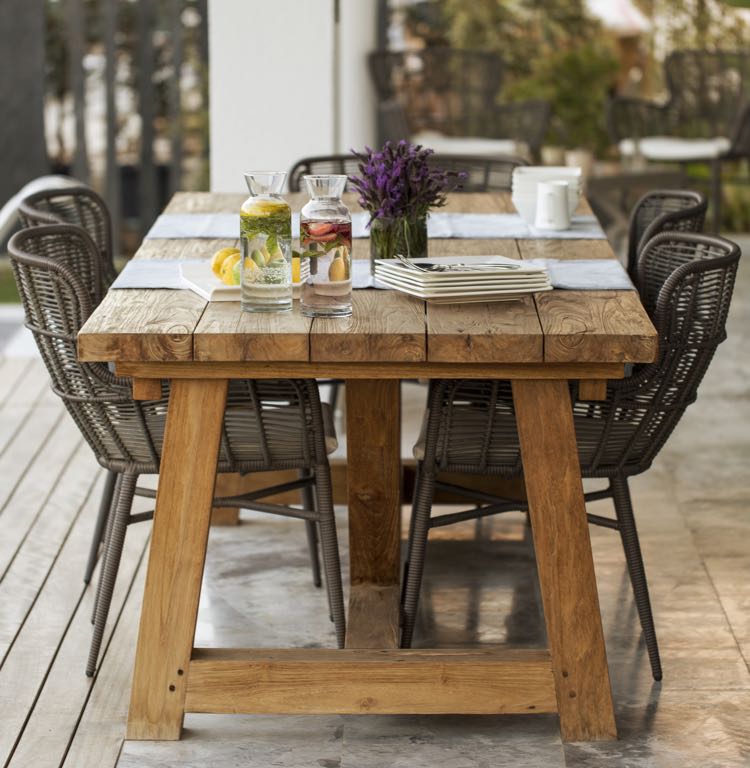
[
  {"left": 84, "top": 470, "right": 118, "bottom": 585},
  {"left": 611, "top": 475, "right": 662, "bottom": 681},
  {"left": 313, "top": 463, "right": 346, "bottom": 648},
  {"left": 400, "top": 462, "right": 436, "bottom": 648},
  {"left": 86, "top": 472, "right": 137, "bottom": 677},
  {"left": 710, "top": 158, "right": 722, "bottom": 232},
  {"left": 92, "top": 473, "right": 122, "bottom": 623},
  {"left": 300, "top": 472, "right": 322, "bottom": 588},
  {"left": 328, "top": 382, "right": 341, "bottom": 413}
]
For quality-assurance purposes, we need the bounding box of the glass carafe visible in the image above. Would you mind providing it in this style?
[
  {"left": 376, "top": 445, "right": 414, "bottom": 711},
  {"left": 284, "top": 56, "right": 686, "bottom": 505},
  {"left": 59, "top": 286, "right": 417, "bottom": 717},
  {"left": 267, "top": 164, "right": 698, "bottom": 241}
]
[
  {"left": 299, "top": 175, "right": 352, "bottom": 318},
  {"left": 240, "top": 171, "right": 292, "bottom": 313}
]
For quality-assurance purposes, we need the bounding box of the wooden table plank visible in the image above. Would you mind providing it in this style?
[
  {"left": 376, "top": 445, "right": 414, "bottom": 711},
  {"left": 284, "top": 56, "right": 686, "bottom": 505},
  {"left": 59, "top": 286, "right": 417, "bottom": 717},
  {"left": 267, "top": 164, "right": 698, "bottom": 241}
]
[
  {"left": 426, "top": 296, "right": 543, "bottom": 363},
  {"left": 184, "top": 647, "right": 557, "bottom": 715},
  {"left": 517, "top": 238, "right": 617, "bottom": 261},
  {"left": 194, "top": 302, "right": 312, "bottom": 362},
  {"left": 127, "top": 379, "right": 228, "bottom": 740},
  {"left": 311, "top": 291, "right": 426, "bottom": 363},
  {"left": 78, "top": 289, "right": 205, "bottom": 362},
  {"left": 512, "top": 379, "right": 616, "bottom": 741},
  {"left": 534, "top": 289, "right": 657, "bottom": 364}
]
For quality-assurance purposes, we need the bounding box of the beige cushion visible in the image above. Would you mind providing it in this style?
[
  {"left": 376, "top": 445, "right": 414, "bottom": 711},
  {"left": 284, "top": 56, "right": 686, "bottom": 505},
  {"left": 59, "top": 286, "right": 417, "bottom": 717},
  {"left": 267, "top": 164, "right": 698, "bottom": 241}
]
[{"left": 618, "top": 136, "right": 730, "bottom": 161}]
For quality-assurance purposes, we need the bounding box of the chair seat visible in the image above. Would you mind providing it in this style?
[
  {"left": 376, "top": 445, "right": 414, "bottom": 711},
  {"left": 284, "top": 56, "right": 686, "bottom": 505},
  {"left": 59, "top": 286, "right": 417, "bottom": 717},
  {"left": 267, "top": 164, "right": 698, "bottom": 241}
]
[
  {"left": 411, "top": 131, "right": 521, "bottom": 157},
  {"left": 618, "top": 136, "right": 731, "bottom": 161}
]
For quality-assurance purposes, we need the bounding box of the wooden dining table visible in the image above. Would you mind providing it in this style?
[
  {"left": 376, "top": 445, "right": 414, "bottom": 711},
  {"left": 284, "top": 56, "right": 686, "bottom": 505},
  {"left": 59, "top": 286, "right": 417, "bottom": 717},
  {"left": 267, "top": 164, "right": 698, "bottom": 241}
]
[{"left": 77, "top": 191, "right": 658, "bottom": 744}]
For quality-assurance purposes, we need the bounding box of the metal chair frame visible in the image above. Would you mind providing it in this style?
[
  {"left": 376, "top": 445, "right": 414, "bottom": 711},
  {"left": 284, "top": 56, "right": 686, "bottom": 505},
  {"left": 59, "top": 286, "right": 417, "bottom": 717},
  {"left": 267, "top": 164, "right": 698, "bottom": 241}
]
[
  {"left": 8, "top": 224, "right": 346, "bottom": 676},
  {"left": 402, "top": 231, "right": 741, "bottom": 683}
]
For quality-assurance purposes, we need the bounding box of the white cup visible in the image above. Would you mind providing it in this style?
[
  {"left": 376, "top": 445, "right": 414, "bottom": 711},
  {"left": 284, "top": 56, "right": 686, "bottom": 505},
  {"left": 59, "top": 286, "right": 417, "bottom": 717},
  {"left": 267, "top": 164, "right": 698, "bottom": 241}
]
[{"left": 534, "top": 181, "right": 570, "bottom": 230}]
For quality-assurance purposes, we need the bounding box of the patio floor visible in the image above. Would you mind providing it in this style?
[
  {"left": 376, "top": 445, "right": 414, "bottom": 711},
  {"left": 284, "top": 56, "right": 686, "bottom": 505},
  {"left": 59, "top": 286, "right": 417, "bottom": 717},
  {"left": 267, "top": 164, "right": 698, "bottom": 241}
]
[{"left": 0, "top": 256, "right": 747, "bottom": 768}]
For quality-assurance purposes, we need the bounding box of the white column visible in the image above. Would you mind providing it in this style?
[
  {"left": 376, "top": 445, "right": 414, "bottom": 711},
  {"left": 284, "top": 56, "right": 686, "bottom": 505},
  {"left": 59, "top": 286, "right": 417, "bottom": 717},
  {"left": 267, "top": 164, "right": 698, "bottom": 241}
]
[
  {"left": 338, "top": 0, "right": 378, "bottom": 154},
  {"left": 208, "top": 0, "right": 334, "bottom": 192},
  {"left": 208, "top": 0, "right": 378, "bottom": 192}
]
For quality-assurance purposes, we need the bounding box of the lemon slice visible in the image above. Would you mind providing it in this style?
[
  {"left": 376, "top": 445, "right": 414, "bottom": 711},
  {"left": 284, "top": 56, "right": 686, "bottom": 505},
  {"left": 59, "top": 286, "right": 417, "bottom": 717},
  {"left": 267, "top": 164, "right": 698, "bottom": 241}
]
[{"left": 211, "top": 246, "right": 240, "bottom": 276}]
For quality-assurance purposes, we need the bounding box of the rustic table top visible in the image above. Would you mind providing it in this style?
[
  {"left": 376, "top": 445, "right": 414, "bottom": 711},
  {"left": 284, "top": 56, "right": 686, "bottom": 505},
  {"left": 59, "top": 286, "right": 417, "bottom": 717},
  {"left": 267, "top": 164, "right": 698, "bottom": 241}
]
[{"left": 77, "top": 191, "right": 658, "bottom": 367}]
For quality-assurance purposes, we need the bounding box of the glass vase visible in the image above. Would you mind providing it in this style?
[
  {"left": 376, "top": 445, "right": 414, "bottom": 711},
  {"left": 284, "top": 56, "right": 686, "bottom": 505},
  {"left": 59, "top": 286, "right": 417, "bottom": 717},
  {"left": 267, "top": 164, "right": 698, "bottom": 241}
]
[
  {"left": 240, "top": 171, "right": 292, "bottom": 313},
  {"left": 369, "top": 214, "right": 428, "bottom": 274},
  {"left": 300, "top": 175, "right": 352, "bottom": 318}
]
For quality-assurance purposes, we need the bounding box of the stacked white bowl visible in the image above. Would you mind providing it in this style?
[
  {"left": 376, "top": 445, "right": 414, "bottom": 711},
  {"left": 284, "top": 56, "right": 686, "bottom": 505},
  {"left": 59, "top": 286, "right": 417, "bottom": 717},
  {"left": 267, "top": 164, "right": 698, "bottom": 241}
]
[{"left": 511, "top": 166, "right": 583, "bottom": 225}]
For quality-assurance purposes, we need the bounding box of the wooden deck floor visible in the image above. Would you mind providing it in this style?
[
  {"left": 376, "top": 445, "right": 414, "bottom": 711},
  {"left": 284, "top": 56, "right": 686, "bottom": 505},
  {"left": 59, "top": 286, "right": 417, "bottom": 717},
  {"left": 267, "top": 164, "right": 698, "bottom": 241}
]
[
  {"left": 0, "top": 251, "right": 749, "bottom": 767},
  {"left": 0, "top": 354, "right": 153, "bottom": 768}
]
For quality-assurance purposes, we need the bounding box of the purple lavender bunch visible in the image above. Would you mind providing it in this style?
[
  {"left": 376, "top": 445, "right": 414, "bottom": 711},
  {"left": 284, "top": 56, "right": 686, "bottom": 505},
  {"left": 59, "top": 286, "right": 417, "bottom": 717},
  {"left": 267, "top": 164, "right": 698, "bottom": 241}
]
[{"left": 350, "top": 141, "right": 459, "bottom": 223}]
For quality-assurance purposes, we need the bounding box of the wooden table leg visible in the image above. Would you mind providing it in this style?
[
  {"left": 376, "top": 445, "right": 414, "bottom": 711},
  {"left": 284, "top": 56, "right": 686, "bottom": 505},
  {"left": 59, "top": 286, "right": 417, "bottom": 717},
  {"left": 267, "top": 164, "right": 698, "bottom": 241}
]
[
  {"left": 512, "top": 379, "right": 617, "bottom": 742},
  {"left": 127, "top": 378, "right": 229, "bottom": 740},
  {"left": 344, "top": 379, "right": 401, "bottom": 649}
]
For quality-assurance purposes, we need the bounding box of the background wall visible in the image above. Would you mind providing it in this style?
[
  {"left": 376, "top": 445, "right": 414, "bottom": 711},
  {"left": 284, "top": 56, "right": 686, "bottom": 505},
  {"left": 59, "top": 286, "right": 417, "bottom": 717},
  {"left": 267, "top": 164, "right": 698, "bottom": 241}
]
[{"left": 209, "top": 0, "right": 377, "bottom": 192}]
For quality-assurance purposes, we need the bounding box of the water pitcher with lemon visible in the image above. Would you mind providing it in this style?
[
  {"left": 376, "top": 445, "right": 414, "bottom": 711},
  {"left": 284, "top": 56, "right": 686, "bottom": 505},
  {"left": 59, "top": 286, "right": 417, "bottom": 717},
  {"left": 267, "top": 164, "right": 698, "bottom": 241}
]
[
  {"left": 240, "top": 171, "right": 292, "bottom": 312},
  {"left": 299, "top": 175, "right": 352, "bottom": 317}
]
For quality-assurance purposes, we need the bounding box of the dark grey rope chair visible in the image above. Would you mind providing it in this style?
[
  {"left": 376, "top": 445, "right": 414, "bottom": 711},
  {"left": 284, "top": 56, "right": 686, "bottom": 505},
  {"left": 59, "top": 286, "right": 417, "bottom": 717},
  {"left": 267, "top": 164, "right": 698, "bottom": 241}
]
[
  {"left": 403, "top": 231, "right": 740, "bottom": 681},
  {"left": 289, "top": 153, "right": 527, "bottom": 193},
  {"left": 626, "top": 190, "right": 707, "bottom": 287},
  {"left": 19, "top": 187, "right": 328, "bottom": 591},
  {"left": 8, "top": 224, "right": 346, "bottom": 676},
  {"left": 19, "top": 187, "right": 120, "bottom": 586}
]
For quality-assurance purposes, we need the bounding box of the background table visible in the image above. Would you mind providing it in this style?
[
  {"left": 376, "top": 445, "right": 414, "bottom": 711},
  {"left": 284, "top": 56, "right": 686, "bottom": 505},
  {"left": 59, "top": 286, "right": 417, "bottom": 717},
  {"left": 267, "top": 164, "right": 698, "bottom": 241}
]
[{"left": 78, "top": 191, "right": 657, "bottom": 743}]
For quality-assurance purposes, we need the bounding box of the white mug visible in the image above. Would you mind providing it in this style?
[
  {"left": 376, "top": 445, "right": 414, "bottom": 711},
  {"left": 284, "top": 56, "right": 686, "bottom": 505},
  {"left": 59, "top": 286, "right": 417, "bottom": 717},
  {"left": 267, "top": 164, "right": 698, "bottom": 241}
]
[{"left": 534, "top": 181, "right": 570, "bottom": 230}]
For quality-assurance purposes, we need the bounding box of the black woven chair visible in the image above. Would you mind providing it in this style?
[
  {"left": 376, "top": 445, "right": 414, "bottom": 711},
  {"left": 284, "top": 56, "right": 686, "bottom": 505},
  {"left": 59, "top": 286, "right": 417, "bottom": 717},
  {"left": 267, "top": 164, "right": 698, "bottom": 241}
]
[
  {"left": 8, "top": 224, "right": 347, "bottom": 675},
  {"left": 626, "top": 190, "right": 707, "bottom": 286},
  {"left": 607, "top": 50, "right": 750, "bottom": 230},
  {"left": 289, "top": 153, "right": 527, "bottom": 193},
  {"left": 403, "top": 231, "right": 741, "bottom": 681}
]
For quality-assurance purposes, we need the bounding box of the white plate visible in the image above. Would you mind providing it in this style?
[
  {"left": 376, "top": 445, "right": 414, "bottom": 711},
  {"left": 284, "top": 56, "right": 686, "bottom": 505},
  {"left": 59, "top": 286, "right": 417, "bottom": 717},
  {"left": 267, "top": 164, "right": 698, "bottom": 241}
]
[
  {"left": 374, "top": 269, "right": 551, "bottom": 293},
  {"left": 375, "top": 272, "right": 552, "bottom": 298},
  {"left": 374, "top": 255, "right": 546, "bottom": 282}
]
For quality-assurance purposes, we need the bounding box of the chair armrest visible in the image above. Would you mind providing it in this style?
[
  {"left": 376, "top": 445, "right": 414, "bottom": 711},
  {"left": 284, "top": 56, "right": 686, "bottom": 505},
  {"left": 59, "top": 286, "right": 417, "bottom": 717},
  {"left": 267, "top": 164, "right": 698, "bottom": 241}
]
[
  {"left": 487, "top": 100, "right": 551, "bottom": 156},
  {"left": 606, "top": 97, "right": 674, "bottom": 143}
]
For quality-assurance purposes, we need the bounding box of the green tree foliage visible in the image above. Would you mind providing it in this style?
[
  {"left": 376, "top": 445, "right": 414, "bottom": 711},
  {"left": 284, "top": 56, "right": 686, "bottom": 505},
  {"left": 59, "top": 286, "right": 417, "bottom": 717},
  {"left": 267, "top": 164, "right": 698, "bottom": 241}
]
[{"left": 437, "top": 0, "right": 620, "bottom": 153}]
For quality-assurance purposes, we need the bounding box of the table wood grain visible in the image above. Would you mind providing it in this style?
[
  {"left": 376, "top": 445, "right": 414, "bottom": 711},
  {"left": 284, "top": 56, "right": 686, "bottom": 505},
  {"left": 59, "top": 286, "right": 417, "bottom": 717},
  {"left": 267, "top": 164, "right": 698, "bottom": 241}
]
[{"left": 78, "top": 191, "right": 658, "bottom": 368}]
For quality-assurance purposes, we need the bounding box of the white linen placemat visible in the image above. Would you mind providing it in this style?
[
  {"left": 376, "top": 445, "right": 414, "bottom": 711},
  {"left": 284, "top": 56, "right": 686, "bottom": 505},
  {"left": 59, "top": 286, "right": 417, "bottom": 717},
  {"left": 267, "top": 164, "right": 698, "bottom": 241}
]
[
  {"left": 110, "top": 259, "right": 185, "bottom": 289},
  {"left": 111, "top": 257, "right": 631, "bottom": 293},
  {"left": 524, "top": 259, "right": 634, "bottom": 290},
  {"left": 145, "top": 212, "right": 605, "bottom": 241}
]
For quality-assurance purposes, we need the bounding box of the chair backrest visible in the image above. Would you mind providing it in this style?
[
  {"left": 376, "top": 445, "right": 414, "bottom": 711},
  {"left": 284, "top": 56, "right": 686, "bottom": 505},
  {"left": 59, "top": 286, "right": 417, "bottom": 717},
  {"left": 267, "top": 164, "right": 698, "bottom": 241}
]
[
  {"left": 8, "top": 224, "right": 329, "bottom": 474},
  {"left": 602, "top": 231, "right": 740, "bottom": 472},
  {"left": 7, "top": 224, "right": 162, "bottom": 471},
  {"left": 368, "top": 48, "right": 504, "bottom": 137},
  {"left": 428, "top": 154, "right": 527, "bottom": 192},
  {"left": 627, "top": 190, "right": 707, "bottom": 288},
  {"left": 288, "top": 156, "right": 362, "bottom": 193},
  {"left": 664, "top": 50, "right": 750, "bottom": 137},
  {"left": 18, "top": 186, "right": 116, "bottom": 298},
  {"left": 289, "top": 153, "right": 527, "bottom": 194}
]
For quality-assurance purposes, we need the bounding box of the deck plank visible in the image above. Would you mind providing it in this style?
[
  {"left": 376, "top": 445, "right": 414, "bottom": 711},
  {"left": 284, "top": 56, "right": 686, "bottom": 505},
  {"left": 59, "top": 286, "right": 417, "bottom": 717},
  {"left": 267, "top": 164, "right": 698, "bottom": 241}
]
[{"left": 7, "top": 498, "right": 151, "bottom": 768}]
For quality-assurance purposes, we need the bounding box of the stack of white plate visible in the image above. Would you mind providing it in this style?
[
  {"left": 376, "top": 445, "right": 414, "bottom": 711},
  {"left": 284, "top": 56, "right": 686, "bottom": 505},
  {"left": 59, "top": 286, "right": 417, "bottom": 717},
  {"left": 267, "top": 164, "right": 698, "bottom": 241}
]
[
  {"left": 511, "top": 166, "right": 582, "bottom": 225},
  {"left": 374, "top": 255, "right": 551, "bottom": 304}
]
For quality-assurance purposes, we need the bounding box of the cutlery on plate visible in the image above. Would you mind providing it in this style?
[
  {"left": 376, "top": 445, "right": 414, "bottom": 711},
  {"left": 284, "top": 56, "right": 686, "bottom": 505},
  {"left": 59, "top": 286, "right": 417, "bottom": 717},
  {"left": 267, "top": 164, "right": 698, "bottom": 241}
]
[{"left": 393, "top": 253, "right": 521, "bottom": 273}]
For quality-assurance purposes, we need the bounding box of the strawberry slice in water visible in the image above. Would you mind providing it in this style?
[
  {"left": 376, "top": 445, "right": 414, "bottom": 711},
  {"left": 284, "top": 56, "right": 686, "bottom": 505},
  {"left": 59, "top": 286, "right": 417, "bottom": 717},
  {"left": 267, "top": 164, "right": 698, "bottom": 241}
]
[{"left": 306, "top": 222, "right": 334, "bottom": 237}]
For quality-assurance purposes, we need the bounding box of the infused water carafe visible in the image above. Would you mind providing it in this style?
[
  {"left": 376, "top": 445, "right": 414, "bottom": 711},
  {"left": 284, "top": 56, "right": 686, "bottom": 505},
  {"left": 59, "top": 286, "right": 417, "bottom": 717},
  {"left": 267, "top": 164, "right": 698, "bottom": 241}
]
[
  {"left": 299, "top": 175, "right": 352, "bottom": 317},
  {"left": 240, "top": 172, "right": 292, "bottom": 312}
]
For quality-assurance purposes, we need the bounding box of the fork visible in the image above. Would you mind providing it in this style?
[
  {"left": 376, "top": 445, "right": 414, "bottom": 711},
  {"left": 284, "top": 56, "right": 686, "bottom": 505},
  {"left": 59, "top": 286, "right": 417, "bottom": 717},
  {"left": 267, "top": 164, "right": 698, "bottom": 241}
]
[{"left": 394, "top": 252, "right": 521, "bottom": 273}]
